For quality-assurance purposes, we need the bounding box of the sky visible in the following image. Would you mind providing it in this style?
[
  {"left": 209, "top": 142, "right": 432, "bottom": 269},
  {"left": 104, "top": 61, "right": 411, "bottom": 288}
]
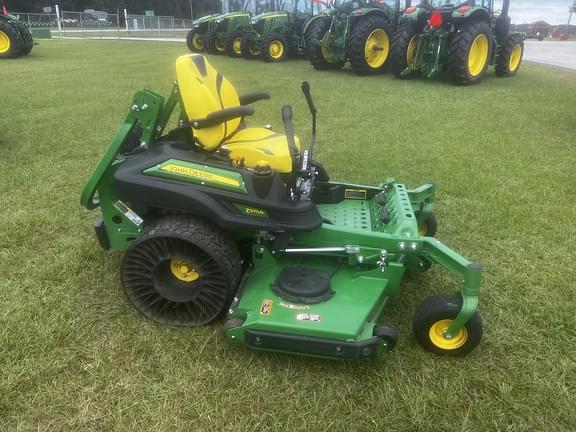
[{"left": 507, "top": 0, "right": 574, "bottom": 24}]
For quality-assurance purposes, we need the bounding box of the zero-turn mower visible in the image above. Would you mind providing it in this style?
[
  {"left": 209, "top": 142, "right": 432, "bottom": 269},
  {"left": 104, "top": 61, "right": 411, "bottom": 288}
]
[
  {"left": 390, "top": 0, "right": 524, "bottom": 84},
  {"left": 308, "top": 0, "right": 409, "bottom": 75},
  {"left": 81, "top": 54, "right": 483, "bottom": 360},
  {"left": 0, "top": 2, "right": 34, "bottom": 59}
]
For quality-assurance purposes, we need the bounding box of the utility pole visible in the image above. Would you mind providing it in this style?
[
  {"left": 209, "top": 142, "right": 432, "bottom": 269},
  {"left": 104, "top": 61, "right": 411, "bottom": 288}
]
[{"left": 189, "top": 0, "right": 193, "bottom": 20}]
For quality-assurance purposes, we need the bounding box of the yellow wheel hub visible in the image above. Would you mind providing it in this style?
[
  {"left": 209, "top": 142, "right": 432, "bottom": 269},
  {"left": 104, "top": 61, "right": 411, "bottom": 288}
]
[
  {"left": 407, "top": 35, "right": 418, "bottom": 66},
  {"left": 509, "top": 43, "right": 522, "bottom": 71},
  {"left": 215, "top": 39, "right": 225, "bottom": 52},
  {"left": 0, "top": 30, "right": 11, "bottom": 54},
  {"left": 170, "top": 259, "right": 200, "bottom": 283},
  {"left": 192, "top": 35, "right": 203, "bottom": 50},
  {"left": 467, "top": 33, "right": 489, "bottom": 77},
  {"left": 429, "top": 319, "right": 468, "bottom": 350},
  {"left": 269, "top": 41, "right": 284, "bottom": 59},
  {"left": 364, "top": 29, "right": 390, "bottom": 69},
  {"left": 233, "top": 38, "right": 242, "bottom": 54}
]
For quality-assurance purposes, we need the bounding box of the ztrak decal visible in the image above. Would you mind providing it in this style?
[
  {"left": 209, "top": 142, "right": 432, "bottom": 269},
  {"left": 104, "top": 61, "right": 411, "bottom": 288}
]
[
  {"left": 233, "top": 204, "right": 269, "bottom": 218},
  {"left": 143, "top": 159, "right": 247, "bottom": 193}
]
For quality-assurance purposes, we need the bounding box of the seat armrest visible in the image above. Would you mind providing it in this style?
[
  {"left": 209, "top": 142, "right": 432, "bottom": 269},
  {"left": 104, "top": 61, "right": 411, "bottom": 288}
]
[
  {"left": 190, "top": 106, "right": 255, "bottom": 129},
  {"left": 239, "top": 92, "right": 270, "bottom": 105}
]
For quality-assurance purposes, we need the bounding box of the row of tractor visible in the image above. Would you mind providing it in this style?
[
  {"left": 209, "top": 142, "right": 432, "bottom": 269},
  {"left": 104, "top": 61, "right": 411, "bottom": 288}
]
[
  {"left": 0, "top": 2, "right": 34, "bottom": 59},
  {"left": 187, "top": 0, "right": 524, "bottom": 85}
]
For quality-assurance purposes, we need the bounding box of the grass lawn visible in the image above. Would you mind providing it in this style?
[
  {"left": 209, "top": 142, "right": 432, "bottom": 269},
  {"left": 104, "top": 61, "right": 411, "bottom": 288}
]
[{"left": 1, "top": 39, "right": 575, "bottom": 431}]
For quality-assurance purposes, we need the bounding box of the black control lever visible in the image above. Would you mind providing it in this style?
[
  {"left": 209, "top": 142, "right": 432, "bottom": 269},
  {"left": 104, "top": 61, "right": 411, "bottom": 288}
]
[
  {"left": 281, "top": 105, "right": 299, "bottom": 172},
  {"left": 300, "top": 81, "right": 317, "bottom": 172}
]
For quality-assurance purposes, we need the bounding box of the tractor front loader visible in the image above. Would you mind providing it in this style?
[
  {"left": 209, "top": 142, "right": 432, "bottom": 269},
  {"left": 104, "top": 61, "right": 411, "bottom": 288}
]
[
  {"left": 308, "top": 0, "right": 409, "bottom": 75},
  {"left": 391, "top": 0, "right": 524, "bottom": 84}
]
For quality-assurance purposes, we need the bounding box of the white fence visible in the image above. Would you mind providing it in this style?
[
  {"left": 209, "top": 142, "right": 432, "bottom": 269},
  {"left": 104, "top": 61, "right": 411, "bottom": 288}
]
[{"left": 12, "top": 7, "right": 193, "bottom": 39}]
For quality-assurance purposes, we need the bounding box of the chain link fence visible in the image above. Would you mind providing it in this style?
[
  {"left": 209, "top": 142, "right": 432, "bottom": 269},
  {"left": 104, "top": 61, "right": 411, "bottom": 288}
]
[{"left": 12, "top": 9, "right": 192, "bottom": 39}]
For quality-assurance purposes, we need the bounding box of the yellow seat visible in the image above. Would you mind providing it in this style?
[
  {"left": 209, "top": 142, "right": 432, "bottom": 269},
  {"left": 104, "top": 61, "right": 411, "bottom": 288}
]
[{"left": 175, "top": 54, "right": 300, "bottom": 174}]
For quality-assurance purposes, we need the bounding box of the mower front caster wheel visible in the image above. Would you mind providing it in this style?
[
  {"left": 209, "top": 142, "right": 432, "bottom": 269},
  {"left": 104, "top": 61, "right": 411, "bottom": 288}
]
[
  {"left": 121, "top": 215, "right": 241, "bottom": 327},
  {"left": 373, "top": 325, "right": 398, "bottom": 351},
  {"left": 412, "top": 294, "right": 482, "bottom": 356}
]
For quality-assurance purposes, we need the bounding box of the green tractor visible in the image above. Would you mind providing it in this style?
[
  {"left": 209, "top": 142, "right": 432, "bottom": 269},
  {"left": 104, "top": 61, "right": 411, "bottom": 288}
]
[
  {"left": 237, "top": 2, "right": 327, "bottom": 62},
  {"left": 308, "top": 0, "right": 409, "bottom": 75},
  {"left": 186, "top": 13, "right": 220, "bottom": 53},
  {"left": 81, "top": 54, "right": 483, "bottom": 361},
  {"left": 390, "top": 0, "right": 524, "bottom": 84},
  {"left": 0, "top": 3, "right": 34, "bottom": 59},
  {"left": 203, "top": 11, "right": 254, "bottom": 55}
]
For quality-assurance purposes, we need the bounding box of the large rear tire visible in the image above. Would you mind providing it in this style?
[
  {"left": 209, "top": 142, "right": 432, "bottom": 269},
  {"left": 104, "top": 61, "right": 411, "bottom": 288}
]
[
  {"left": 0, "top": 20, "right": 22, "bottom": 58},
  {"left": 349, "top": 15, "right": 393, "bottom": 75},
  {"left": 495, "top": 33, "right": 524, "bottom": 77},
  {"left": 186, "top": 29, "right": 204, "bottom": 52},
  {"left": 308, "top": 17, "right": 344, "bottom": 70},
  {"left": 121, "top": 215, "right": 241, "bottom": 327},
  {"left": 241, "top": 34, "right": 261, "bottom": 59},
  {"left": 448, "top": 20, "right": 491, "bottom": 85},
  {"left": 204, "top": 30, "right": 226, "bottom": 55},
  {"left": 225, "top": 29, "right": 245, "bottom": 58},
  {"left": 390, "top": 22, "right": 419, "bottom": 78},
  {"left": 261, "top": 32, "right": 288, "bottom": 62}
]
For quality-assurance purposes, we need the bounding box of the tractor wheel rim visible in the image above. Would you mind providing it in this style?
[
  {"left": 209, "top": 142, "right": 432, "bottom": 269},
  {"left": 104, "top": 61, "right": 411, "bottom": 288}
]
[
  {"left": 216, "top": 38, "right": 225, "bottom": 52},
  {"left": 364, "top": 28, "right": 390, "bottom": 69},
  {"left": 407, "top": 35, "right": 418, "bottom": 66},
  {"left": 269, "top": 41, "right": 284, "bottom": 59},
  {"left": 250, "top": 44, "right": 261, "bottom": 56},
  {"left": 233, "top": 38, "right": 242, "bottom": 54},
  {"left": 192, "top": 35, "right": 204, "bottom": 50},
  {"left": 170, "top": 258, "right": 200, "bottom": 283},
  {"left": 509, "top": 43, "right": 522, "bottom": 71},
  {"left": 0, "top": 31, "right": 11, "bottom": 54},
  {"left": 429, "top": 319, "right": 468, "bottom": 350},
  {"left": 467, "top": 33, "right": 489, "bottom": 77}
]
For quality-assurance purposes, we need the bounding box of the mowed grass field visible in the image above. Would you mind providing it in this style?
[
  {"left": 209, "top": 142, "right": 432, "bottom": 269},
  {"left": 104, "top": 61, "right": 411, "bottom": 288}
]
[{"left": 1, "top": 39, "right": 575, "bottom": 431}]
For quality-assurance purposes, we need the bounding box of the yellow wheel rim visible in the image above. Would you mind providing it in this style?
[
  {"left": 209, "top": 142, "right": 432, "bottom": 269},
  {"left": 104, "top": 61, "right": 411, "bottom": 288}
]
[
  {"left": 216, "top": 39, "right": 225, "bottom": 52},
  {"left": 467, "top": 33, "right": 489, "bottom": 77},
  {"left": 0, "top": 30, "right": 11, "bottom": 54},
  {"left": 170, "top": 258, "right": 200, "bottom": 283},
  {"left": 407, "top": 35, "right": 418, "bottom": 66},
  {"left": 249, "top": 44, "right": 261, "bottom": 56},
  {"left": 269, "top": 40, "right": 284, "bottom": 59},
  {"left": 509, "top": 43, "right": 522, "bottom": 71},
  {"left": 364, "top": 29, "right": 390, "bottom": 69},
  {"left": 418, "top": 222, "right": 427, "bottom": 236},
  {"left": 233, "top": 38, "right": 242, "bottom": 54},
  {"left": 429, "top": 319, "right": 468, "bottom": 350},
  {"left": 192, "top": 35, "right": 203, "bottom": 50}
]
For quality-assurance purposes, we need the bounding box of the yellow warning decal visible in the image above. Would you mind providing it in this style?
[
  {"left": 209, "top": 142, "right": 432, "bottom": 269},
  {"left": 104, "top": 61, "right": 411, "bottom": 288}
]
[
  {"left": 160, "top": 164, "right": 241, "bottom": 188},
  {"left": 260, "top": 299, "right": 273, "bottom": 316},
  {"left": 344, "top": 189, "right": 367, "bottom": 199}
]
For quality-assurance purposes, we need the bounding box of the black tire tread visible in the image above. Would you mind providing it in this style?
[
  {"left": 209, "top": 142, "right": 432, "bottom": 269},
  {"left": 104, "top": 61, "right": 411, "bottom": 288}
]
[
  {"left": 390, "top": 22, "right": 418, "bottom": 77},
  {"left": 260, "top": 32, "right": 288, "bottom": 62},
  {"left": 186, "top": 29, "right": 202, "bottom": 52},
  {"left": 348, "top": 15, "right": 392, "bottom": 75},
  {"left": 225, "top": 29, "right": 245, "bottom": 58},
  {"left": 0, "top": 20, "right": 23, "bottom": 58},
  {"left": 495, "top": 33, "right": 524, "bottom": 77},
  {"left": 203, "top": 30, "right": 221, "bottom": 54},
  {"left": 412, "top": 294, "right": 482, "bottom": 357},
  {"left": 241, "top": 34, "right": 260, "bottom": 59},
  {"left": 447, "top": 20, "right": 491, "bottom": 85}
]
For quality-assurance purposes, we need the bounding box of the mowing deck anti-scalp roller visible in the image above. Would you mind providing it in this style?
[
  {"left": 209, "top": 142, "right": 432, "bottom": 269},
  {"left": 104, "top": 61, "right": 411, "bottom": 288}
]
[{"left": 81, "top": 54, "right": 483, "bottom": 360}]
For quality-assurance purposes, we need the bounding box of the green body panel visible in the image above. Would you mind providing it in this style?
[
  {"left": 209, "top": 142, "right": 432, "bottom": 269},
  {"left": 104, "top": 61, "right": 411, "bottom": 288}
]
[
  {"left": 81, "top": 82, "right": 482, "bottom": 358},
  {"left": 143, "top": 159, "right": 248, "bottom": 194}
]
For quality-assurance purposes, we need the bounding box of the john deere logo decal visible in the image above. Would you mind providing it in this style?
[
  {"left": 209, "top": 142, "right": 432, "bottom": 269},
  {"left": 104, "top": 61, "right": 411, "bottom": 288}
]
[{"left": 144, "top": 159, "right": 247, "bottom": 193}]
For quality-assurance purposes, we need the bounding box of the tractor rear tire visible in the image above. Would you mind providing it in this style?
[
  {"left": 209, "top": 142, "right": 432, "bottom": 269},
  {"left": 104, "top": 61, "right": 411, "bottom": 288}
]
[
  {"left": 204, "top": 30, "right": 225, "bottom": 55},
  {"left": 349, "top": 15, "right": 393, "bottom": 75},
  {"left": 0, "top": 20, "right": 22, "bottom": 58},
  {"left": 495, "top": 33, "right": 524, "bottom": 77},
  {"left": 308, "top": 17, "right": 344, "bottom": 70},
  {"left": 121, "top": 215, "right": 241, "bottom": 327},
  {"left": 241, "top": 34, "right": 261, "bottom": 59},
  {"left": 448, "top": 20, "right": 491, "bottom": 85},
  {"left": 186, "top": 29, "right": 204, "bottom": 52},
  {"left": 225, "top": 29, "right": 245, "bottom": 58},
  {"left": 390, "top": 22, "right": 419, "bottom": 78},
  {"left": 261, "top": 32, "right": 289, "bottom": 62},
  {"left": 413, "top": 294, "right": 482, "bottom": 356}
]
